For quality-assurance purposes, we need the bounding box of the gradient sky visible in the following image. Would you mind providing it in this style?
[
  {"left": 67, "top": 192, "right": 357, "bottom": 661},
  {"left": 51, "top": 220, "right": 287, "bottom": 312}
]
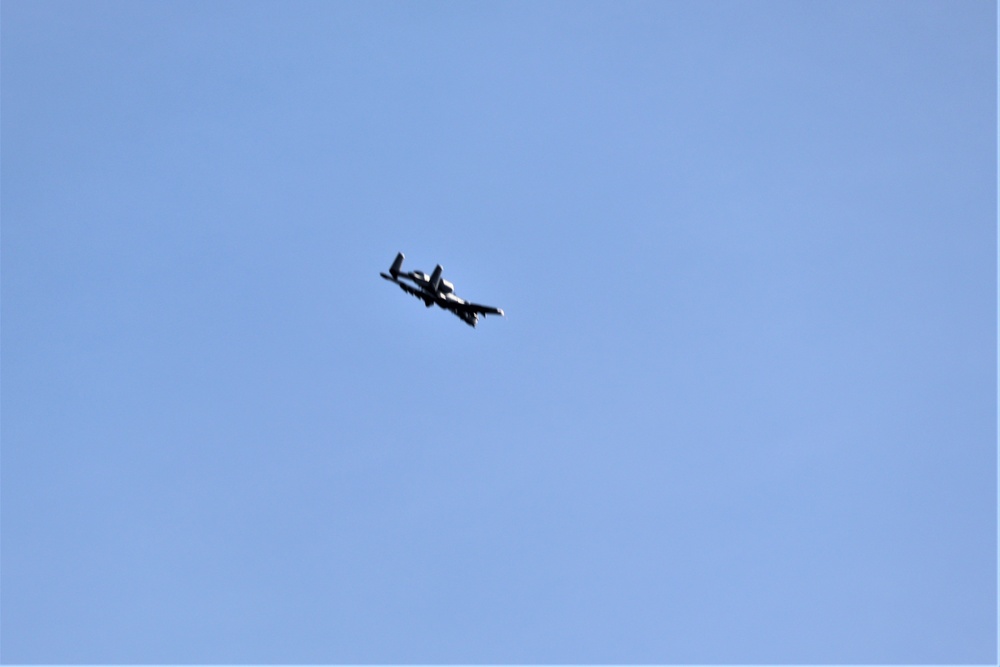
[{"left": 2, "top": 1, "right": 996, "bottom": 664}]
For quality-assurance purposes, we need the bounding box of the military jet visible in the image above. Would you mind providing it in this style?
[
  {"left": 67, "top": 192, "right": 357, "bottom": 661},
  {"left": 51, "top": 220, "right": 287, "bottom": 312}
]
[{"left": 380, "top": 252, "right": 504, "bottom": 327}]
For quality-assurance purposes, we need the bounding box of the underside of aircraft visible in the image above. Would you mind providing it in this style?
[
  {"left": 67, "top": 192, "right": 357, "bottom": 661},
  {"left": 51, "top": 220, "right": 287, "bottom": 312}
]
[{"left": 380, "top": 252, "right": 504, "bottom": 328}]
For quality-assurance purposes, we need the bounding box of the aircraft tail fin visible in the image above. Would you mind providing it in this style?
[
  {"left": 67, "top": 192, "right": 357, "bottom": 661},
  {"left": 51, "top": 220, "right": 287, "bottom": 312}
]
[
  {"left": 429, "top": 264, "right": 443, "bottom": 292},
  {"left": 389, "top": 252, "right": 404, "bottom": 277}
]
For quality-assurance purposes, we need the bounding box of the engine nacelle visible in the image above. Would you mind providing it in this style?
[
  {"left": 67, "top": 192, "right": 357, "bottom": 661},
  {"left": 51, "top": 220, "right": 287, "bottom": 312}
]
[{"left": 439, "top": 279, "right": 454, "bottom": 294}]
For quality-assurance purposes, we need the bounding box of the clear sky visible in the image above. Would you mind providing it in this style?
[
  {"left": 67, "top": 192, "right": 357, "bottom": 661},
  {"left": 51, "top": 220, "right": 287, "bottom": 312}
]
[{"left": 2, "top": 1, "right": 996, "bottom": 664}]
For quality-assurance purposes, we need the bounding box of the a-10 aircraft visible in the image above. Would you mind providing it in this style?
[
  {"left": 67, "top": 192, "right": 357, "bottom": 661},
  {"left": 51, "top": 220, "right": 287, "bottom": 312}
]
[{"left": 380, "top": 252, "right": 504, "bottom": 327}]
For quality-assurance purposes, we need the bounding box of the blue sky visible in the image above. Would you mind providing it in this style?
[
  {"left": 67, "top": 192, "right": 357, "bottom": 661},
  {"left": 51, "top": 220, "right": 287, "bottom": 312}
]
[{"left": 2, "top": 1, "right": 996, "bottom": 663}]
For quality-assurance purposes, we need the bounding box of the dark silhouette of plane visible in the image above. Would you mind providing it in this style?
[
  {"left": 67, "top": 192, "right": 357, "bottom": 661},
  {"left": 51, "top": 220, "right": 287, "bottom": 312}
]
[{"left": 380, "top": 252, "right": 504, "bottom": 327}]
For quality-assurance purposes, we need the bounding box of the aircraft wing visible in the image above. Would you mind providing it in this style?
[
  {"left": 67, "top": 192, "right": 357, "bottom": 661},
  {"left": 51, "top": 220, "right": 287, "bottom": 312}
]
[
  {"left": 387, "top": 276, "right": 434, "bottom": 306},
  {"left": 450, "top": 300, "right": 504, "bottom": 317},
  {"left": 382, "top": 267, "right": 503, "bottom": 326}
]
